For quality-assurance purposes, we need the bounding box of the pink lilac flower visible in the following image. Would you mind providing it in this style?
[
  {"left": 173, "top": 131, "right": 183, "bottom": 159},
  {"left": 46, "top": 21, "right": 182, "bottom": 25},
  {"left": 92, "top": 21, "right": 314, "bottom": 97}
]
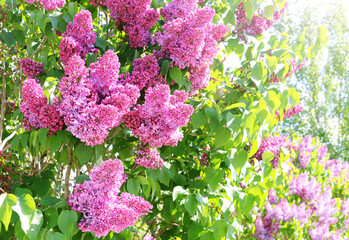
[
  {"left": 157, "top": 2, "right": 229, "bottom": 92},
  {"left": 106, "top": 0, "right": 159, "bottom": 48},
  {"left": 329, "top": 230, "right": 342, "bottom": 240},
  {"left": 20, "top": 78, "right": 48, "bottom": 130},
  {"left": 315, "top": 187, "right": 338, "bottom": 225},
  {"left": 59, "top": 51, "right": 140, "bottom": 146},
  {"left": 265, "top": 199, "right": 311, "bottom": 223},
  {"left": 268, "top": 189, "right": 278, "bottom": 204},
  {"left": 135, "top": 145, "right": 164, "bottom": 169},
  {"left": 253, "top": 213, "right": 278, "bottom": 240},
  {"left": 269, "top": 59, "right": 306, "bottom": 83},
  {"left": 143, "top": 234, "right": 155, "bottom": 240},
  {"left": 59, "top": 10, "right": 97, "bottom": 64},
  {"left": 341, "top": 199, "right": 349, "bottom": 216},
  {"left": 39, "top": 104, "right": 64, "bottom": 133},
  {"left": 252, "top": 135, "right": 295, "bottom": 168},
  {"left": 125, "top": 55, "right": 165, "bottom": 89},
  {"left": 20, "top": 58, "right": 44, "bottom": 78},
  {"left": 289, "top": 172, "right": 322, "bottom": 202},
  {"left": 68, "top": 159, "right": 152, "bottom": 238},
  {"left": 160, "top": 0, "right": 198, "bottom": 22},
  {"left": 298, "top": 135, "right": 313, "bottom": 168},
  {"left": 124, "top": 85, "right": 193, "bottom": 148},
  {"left": 317, "top": 145, "right": 328, "bottom": 161},
  {"left": 309, "top": 224, "right": 330, "bottom": 240},
  {"left": 26, "top": 0, "right": 65, "bottom": 10},
  {"left": 284, "top": 104, "right": 303, "bottom": 118},
  {"left": 235, "top": 2, "right": 286, "bottom": 40}
]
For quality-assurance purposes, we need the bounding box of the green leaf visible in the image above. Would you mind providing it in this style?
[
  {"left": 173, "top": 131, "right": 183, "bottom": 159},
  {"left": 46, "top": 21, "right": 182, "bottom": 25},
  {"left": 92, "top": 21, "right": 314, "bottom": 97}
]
[
  {"left": 227, "top": 0, "right": 242, "bottom": 12},
  {"left": 0, "top": 193, "right": 16, "bottom": 231},
  {"left": 68, "top": 2, "right": 79, "bottom": 16},
  {"left": 265, "top": 55, "right": 277, "bottom": 72},
  {"left": 32, "top": 178, "right": 51, "bottom": 197},
  {"left": 45, "top": 208, "right": 59, "bottom": 229},
  {"left": 161, "top": 60, "right": 171, "bottom": 79},
  {"left": 36, "top": 12, "right": 47, "bottom": 32},
  {"left": 127, "top": 178, "right": 140, "bottom": 195},
  {"left": 225, "top": 102, "right": 246, "bottom": 110},
  {"left": 212, "top": 220, "right": 229, "bottom": 240},
  {"left": 231, "top": 150, "right": 248, "bottom": 174},
  {"left": 12, "top": 30, "right": 25, "bottom": 45},
  {"left": 58, "top": 210, "right": 77, "bottom": 238},
  {"left": 47, "top": 231, "right": 66, "bottom": 240},
  {"left": 37, "top": 128, "right": 48, "bottom": 146},
  {"left": 0, "top": 31, "right": 16, "bottom": 47},
  {"left": 184, "top": 196, "right": 198, "bottom": 216},
  {"left": 262, "top": 151, "right": 274, "bottom": 163},
  {"left": 243, "top": 112, "right": 257, "bottom": 139},
  {"left": 76, "top": 174, "right": 90, "bottom": 184},
  {"left": 16, "top": 193, "right": 36, "bottom": 216},
  {"left": 205, "top": 167, "right": 224, "bottom": 191},
  {"left": 95, "top": 37, "right": 106, "bottom": 51},
  {"left": 48, "top": 16, "right": 58, "bottom": 30},
  {"left": 41, "top": 196, "right": 61, "bottom": 207},
  {"left": 215, "top": 127, "right": 232, "bottom": 147},
  {"left": 243, "top": 0, "right": 255, "bottom": 20},
  {"left": 240, "top": 193, "right": 255, "bottom": 215},
  {"left": 26, "top": 210, "right": 43, "bottom": 240},
  {"left": 169, "top": 67, "right": 182, "bottom": 84},
  {"left": 251, "top": 61, "right": 266, "bottom": 81},
  {"left": 75, "top": 143, "right": 94, "bottom": 166},
  {"left": 191, "top": 110, "right": 207, "bottom": 129},
  {"left": 263, "top": 5, "right": 275, "bottom": 20},
  {"left": 159, "top": 166, "right": 172, "bottom": 186}
]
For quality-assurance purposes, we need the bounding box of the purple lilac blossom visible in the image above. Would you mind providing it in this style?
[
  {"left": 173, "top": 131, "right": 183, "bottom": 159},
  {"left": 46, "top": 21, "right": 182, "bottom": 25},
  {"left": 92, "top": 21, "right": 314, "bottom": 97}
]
[
  {"left": 59, "top": 51, "right": 140, "bottom": 146},
  {"left": 124, "top": 85, "right": 193, "bottom": 148},
  {"left": 59, "top": 10, "right": 97, "bottom": 64},
  {"left": 253, "top": 135, "right": 295, "bottom": 168},
  {"left": 106, "top": 0, "right": 159, "bottom": 48},
  {"left": 289, "top": 172, "right": 322, "bottom": 202},
  {"left": 235, "top": 2, "right": 286, "bottom": 40},
  {"left": 20, "top": 58, "right": 44, "bottom": 78},
  {"left": 135, "top": 145, "right": 164, "bottom": 169},
  {"left": 68, "top": 159, "right": 152, "bottom": 238},
  {"left": 298, "top": 134, "right": 313, "bottom": 168},
  {"left": 157, "top": 1, "right": 229, "bottom": 92},
  {"left": 26, "top": 0, "right": 65, "bottom": 10}
]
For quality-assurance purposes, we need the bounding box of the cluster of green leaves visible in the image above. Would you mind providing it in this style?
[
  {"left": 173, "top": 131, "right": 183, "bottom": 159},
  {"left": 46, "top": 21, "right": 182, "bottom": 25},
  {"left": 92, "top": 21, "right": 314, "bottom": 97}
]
[{"left": 0, "top": 0, "right": 328, "bottom": 239}]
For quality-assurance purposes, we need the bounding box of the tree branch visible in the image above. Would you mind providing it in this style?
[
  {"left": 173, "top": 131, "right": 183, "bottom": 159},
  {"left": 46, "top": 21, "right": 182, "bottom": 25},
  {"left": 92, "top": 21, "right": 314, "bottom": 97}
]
[{"left": 64, "top": 146, "right": 73, "bottom": 199}]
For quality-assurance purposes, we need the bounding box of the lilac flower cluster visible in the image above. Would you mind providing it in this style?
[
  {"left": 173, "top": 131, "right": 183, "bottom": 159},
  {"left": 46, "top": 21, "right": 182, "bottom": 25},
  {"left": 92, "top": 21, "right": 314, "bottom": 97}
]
[
  {"left": 19, "top": 58, "right": 44, "bottom": 78},
  {"left": 124, "top": 55, "right": 165, "bottom": 90},
  {"left": 68, "top": 159, "right": 152, "bottom": 238},
  {"left": 59, "top": 52, "right": 140, "bottom": 146},
  {"left": 25, "top": 0, "right": 65, "bottom": 11},
  {"left": 270, "top": 59, "right": 306, "bottom": 83},
  {"left": 106, "top": 0, "right": 159, "bottom": 48},
  {"left": 235, "top": 2, "right": 286, "bottom": 40},
  {"left": 289, "top": 172, "right": 321, "bottom": 202},
  {"left": 20, "top": 78, "right": 63, "bottom": 132},
  {"left": 156, "top": 0, "right": 229, "bottom": 92},
  {"left": 284, "top": 104, "right": 303, "bottom": 118},
  {"left": 59, "top": 10, "right": 97, "bottom": 64},
  {"left": 253, "top": 135, "right": 295, "bottom": 168},
  {"left": 298, "top": 134, "right": 313, "bottom": 168},
  {"left": 135, "top": 145, "right": 164, "bottom": 169},
  {"left": 253, "top": 135, "right": 349, "bottom": 240},
  {"left": 124, "top": 84, "right": 193, "bottom": 148}
]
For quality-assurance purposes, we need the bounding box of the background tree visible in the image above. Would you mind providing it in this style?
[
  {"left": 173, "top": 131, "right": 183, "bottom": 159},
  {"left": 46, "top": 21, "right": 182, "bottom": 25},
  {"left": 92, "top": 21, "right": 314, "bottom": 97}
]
[{"left": 276, "top": 0, "right": 349, "bottom": 161}]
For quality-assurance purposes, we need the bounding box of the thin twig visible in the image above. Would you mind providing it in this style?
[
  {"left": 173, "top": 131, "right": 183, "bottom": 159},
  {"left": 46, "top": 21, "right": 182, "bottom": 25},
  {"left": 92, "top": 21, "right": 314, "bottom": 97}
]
[
  {"left": 64, "top": 146, "right": 73, "bottom": 199},
  {"left": 29, "top": 37, "right": 47, "bottom": 59},
  {"left": 0, "top": 52, "right": 8, "bottom": 143}
]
